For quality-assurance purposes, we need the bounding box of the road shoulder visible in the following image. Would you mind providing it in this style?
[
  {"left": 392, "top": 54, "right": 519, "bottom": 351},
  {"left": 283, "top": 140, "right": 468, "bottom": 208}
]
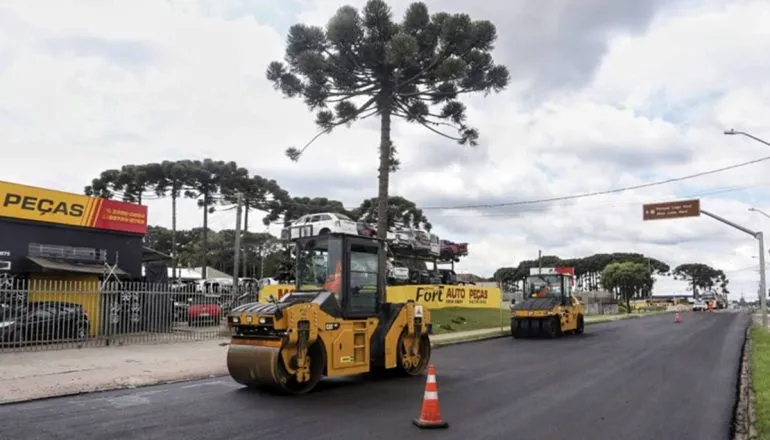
[{"left": 749, "top": 324, "right": 770, "bottom": 439}]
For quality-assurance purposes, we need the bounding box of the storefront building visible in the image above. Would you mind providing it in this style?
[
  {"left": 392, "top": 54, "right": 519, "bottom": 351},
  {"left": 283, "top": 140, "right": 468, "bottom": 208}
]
[{"left": 0, "top": 179, "right": 148, "bottom": 284}]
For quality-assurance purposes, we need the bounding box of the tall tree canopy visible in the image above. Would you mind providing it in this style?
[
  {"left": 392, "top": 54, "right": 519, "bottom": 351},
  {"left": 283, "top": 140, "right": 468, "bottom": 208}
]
[
  {"left": 84, "top": 159, "right": 289, "bottom": 278},
  {"left": 266, "top": 0, "right": 510, "bottom": 266},
  {"left": 351, "top": 196, "right": 431, "bottom": 231},
  {"left": 601, "top": 262, "right": 654, "bottom": 313},
  {"left": 85, "top": 159, "right": 473, "bottom": 280},
  {"left": 494, "top": 252, "right": 671, "bottom": 293},
  {"left": 144, "top": 225, "right": 283, "bottom": 279},
  {"left": 672, "top": 263, "right": 729, "bottom": 298}
]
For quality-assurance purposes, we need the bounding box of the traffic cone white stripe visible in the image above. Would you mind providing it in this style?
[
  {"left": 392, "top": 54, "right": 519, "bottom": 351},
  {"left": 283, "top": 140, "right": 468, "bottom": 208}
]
[
  {"left": 424, "top": 391, "right": 439, "bottom": 400},
  {"left": 426, "top": 375, "right": 436, "bottom": 383}
]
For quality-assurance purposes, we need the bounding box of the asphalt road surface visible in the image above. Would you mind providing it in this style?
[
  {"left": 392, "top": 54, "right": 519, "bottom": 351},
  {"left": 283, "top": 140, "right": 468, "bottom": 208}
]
[{"left": 0, "top": 311, "right": 749, "bottom": 440}]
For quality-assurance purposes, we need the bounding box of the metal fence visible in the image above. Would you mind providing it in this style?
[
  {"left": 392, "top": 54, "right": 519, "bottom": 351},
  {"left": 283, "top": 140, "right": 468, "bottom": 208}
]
[{"left": 0, "top": 278, "right": 259, "bottom": 353}]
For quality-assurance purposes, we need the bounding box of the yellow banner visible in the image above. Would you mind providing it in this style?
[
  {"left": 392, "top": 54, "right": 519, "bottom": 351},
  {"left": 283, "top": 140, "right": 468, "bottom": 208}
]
[
  {"left": 0, "top": 180, "right": 92, "bottom": 227},
  {"left": 387, "top": 284, "right": 502, "bottom": 309},
  {"left": 259, "top": 284, "right": 502, "bottom": 309}
]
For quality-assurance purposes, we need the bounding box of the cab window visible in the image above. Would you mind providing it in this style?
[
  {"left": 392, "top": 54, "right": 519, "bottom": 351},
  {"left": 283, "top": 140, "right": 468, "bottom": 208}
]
[{"left": 346, "top": 243, "right": 379, "bottom": 316}]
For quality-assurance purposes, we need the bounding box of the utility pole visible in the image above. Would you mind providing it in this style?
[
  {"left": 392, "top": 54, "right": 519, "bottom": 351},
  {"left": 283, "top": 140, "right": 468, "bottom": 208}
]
[
  {"left": 259, "top": 244, "right": 265, "bottom": 279},
  {"left": 232, "top": 191, "right": 243, "bottom": 295},
  {"left": 538, "top": 249, "right": 542, "bottom": 272}
]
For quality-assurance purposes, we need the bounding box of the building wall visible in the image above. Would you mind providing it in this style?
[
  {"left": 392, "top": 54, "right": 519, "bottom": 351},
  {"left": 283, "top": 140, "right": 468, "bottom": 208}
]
[
  {"left": 28, "top": 273, "right": 103, "bottom": 338},
  {"left": 0, "top": 218, "right": 143, "bottom": 278}
]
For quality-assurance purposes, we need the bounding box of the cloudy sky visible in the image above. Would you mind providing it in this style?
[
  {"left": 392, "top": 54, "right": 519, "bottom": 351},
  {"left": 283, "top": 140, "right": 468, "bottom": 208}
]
[{"left": 1, "top": 0, "right": 769, "bottom": 299}]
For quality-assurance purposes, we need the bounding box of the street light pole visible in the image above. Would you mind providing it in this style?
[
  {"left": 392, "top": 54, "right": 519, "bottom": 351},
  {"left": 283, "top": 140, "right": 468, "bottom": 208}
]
[
  {"left": 759, "top": 231, "right": 768, "bottom": 329},
  {"left": 725, "top": 130, "right": 770, "bottom": 325},
  {"left": 750, "top": 208, "right": 770, "bottom": 327},
  {"left": 724, "top": 129, "right": 770, "bottom": 148},
  {"left": 701, "top": 209, "right": 767, "bottom": 329}
]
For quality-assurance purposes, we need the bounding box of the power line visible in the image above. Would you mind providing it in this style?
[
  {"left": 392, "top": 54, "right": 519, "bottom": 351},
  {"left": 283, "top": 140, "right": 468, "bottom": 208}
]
[
  {"left": 433, "top": 185, "right": 762, "bottom": 218},
  {"left": 421, "top": 153, "right": 770, "bottom": 210},
  {"left": 94, "top": 153, "right": 770, "bottom": 217}
]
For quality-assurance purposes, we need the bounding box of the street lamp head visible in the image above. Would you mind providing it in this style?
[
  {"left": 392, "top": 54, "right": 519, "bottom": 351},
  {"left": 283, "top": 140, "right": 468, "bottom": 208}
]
[
  {"left": 724, "top": 128, "right": 736, "bottom": 135},
  {"left": 750, "top": 207, "right": 757, "bottom": 212}
]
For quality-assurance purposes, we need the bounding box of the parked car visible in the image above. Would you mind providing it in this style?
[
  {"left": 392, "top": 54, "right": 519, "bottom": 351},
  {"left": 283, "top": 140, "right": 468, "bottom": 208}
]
[
  {"left": 171, "top": 295, "right": 189, "bottom": 322},
  {"left": 692, "top": 301, "right": 708, "bottom": 312},
  {"left": 438, "top": 269, "right": 458, "bottom": 284},
  {"left": 429, "top": 233, "right": 441, "bottom": 257},
  {"left": 357, "top": 221, "right": 376, "bottom": 237},
  {"left": 0, "top": 300, "right": 89, "bottom": 346},
  {"left": 440, "top": 240, "right": 469, "bottom": 260},
  {"left": 389, "top": 225, "right": 416, "bottom": 250},
  {"left": 282, "top": 212, "right": 359, "bottom": 238},
  {"left": 412, "top": 229, "right": 433, "bottom": 253},
  {"left": 187, "top": 294, "right": 222, "bottom": 326},
  {"left": 387, "top": 261, "right": 410, "bottom": 284}
]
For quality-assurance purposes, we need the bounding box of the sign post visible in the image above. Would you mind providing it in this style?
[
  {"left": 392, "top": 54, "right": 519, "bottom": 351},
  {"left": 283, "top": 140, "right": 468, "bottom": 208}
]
[
  {"left": 642, "top": 199, "right": 767, "bottom": 329},
  {"left": 642, "top": 199, "right": 700, "bottom": 221}
]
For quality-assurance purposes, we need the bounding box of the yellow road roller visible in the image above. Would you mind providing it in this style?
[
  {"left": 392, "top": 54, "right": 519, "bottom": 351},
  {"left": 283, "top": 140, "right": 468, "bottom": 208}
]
[
  {"left": 510, "top": 267, "right": 585, "bottom": 338},
  {"left": 225, "top": 225, "right": 433, "bottom": 395}
]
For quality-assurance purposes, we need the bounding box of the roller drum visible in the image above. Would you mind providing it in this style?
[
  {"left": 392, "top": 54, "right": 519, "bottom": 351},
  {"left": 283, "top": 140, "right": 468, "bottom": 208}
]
[
  {"left": 226, "top": 343, "right": 285, "bottom": 392},
  {"left": 227, "top": 340, "right": 324, "bottom": 395}
]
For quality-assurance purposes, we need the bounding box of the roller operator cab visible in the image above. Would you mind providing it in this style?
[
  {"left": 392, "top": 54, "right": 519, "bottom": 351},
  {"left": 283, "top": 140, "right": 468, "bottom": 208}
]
[
  {"left": 510, "top": 268, "right": 585, "bottom": 339},
  {"left": 226, "top": 225, "right": 433, "bottom": 395}
]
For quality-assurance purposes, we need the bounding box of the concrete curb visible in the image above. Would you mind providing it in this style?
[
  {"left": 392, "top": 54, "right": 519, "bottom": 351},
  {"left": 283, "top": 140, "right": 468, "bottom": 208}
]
[
  {"left": 0, "top": 312, "right": 659, "bottom": 405},
  {"left": 0, "top": 372, "right": 225, "bottom": 406},
  {"left": 731, "top": 323, "right": 756, "bottom": 440}
]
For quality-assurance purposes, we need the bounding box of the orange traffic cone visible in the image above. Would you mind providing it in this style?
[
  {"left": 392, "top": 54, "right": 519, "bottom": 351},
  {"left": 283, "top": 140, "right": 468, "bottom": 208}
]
[
  {"left": 413, "top": 364, "right": 449, "bottom": 429},
  {"left": 674, "top": 312, "right": 681, "bottom": 323}
]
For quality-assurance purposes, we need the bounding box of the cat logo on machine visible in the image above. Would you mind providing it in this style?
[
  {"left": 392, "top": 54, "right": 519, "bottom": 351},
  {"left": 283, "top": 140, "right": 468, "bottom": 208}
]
[
  {"left": 325, "top": 322, "right": 340, "bottom": 331},
  {"left": 339, "top": 355, "right": 353, "bottom": 363}
]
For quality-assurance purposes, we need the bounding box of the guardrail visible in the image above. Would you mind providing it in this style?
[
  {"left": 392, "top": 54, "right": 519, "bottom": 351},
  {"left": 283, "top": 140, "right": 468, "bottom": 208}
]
[{"left": 0, "top": 279, "right": 257, "bottom": 353}]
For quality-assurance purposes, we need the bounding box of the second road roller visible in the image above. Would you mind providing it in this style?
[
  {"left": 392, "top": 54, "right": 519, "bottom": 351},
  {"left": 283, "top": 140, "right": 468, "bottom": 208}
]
[
  {"left": 510, "top": 267, "right": 585, "bottom": 338},
  {"left": 225, "top": 224, "right": 433, "bottom": 395}
]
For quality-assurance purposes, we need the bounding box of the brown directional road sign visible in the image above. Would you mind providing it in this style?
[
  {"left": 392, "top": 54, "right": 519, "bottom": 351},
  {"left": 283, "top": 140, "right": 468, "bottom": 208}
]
[{"left": 642, "top": 199, "right": 700, "bottom": 221}]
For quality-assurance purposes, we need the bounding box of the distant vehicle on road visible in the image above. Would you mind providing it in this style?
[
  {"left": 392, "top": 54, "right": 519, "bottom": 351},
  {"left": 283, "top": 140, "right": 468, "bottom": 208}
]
[{"left": 692, "top": 301, "right": 708, "bottom": 312}]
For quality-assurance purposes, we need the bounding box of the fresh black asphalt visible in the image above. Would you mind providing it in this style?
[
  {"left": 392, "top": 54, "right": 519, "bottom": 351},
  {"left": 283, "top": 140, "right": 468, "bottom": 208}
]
[{"left": 0, "top": 311, "right": 749, "bottom": 440}]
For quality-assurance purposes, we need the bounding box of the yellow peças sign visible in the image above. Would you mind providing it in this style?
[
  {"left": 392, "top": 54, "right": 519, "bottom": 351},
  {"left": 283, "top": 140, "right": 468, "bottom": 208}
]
[
  {"left": 258, "top": 283, "right": 502, "bottom": 309},
  {"left": 0, "top": 180, "right": 91, "bottom": 227}
]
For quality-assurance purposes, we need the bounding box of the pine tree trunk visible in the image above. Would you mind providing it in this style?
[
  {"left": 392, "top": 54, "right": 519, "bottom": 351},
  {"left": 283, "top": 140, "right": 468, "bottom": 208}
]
[
  {"left": 376, "top": 103, "right": 392, "bottom": 293},
  {"left": 243, "top": 203, "right": 249, "bottom": 278}
]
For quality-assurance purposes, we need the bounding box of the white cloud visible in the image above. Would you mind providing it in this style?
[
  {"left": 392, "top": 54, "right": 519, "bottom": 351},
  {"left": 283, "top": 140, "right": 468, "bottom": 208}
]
[{"left": 1, "top": 0, "right": 769, "bottom": 300}]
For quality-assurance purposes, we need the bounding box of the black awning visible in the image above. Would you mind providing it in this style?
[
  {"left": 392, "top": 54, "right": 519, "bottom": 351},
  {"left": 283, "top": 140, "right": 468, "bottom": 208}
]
[{"left": 23, "top": 256, "right": 130, "bottom": 277}]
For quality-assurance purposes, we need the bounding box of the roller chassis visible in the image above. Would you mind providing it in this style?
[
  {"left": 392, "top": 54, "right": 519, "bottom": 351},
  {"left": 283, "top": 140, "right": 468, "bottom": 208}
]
[{"left": 510, "top": 308, "right": 585, "bottom": 339}]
